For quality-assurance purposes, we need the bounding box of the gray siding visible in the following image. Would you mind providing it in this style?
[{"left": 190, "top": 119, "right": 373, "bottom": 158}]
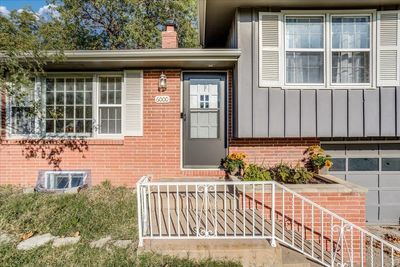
[
  {"left": 236, "top": 9, "right": 253, "bottom": 137},
  {"left": 234, "top": 8, "right": 400, "bottom": 138}
]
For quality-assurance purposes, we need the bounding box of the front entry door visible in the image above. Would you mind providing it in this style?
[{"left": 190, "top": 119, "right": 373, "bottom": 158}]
[{"left": 183, "top": 73, "right": 226, "bottom": 168}]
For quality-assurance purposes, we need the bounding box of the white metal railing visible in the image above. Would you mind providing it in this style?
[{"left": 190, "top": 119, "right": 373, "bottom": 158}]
[{"left": 136, "top": 176, "right": 400, "bottom": 267}]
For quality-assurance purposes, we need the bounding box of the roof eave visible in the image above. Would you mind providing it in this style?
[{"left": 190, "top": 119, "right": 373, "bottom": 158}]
[{"left": 42, "top": 49, "right": 241, "bottom": 70}]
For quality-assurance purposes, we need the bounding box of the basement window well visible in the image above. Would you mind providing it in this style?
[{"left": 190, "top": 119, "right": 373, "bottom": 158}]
[{"left": 36, "top": 171, "right": 90, "bottom": 192}]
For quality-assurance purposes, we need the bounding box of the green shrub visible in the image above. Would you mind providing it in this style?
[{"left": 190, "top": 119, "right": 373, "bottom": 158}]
[
  {"left": 269, "top": 163, "right": 292, "bottom": 183},
  {"left": 292, "top": 166, "right": 314, "bottom": 184},
  {"left": 264, "top": 163, "right": 313, "bottom": 184},
  {"left": 243, "top": 164, "right": 271, "bottom": 181}
]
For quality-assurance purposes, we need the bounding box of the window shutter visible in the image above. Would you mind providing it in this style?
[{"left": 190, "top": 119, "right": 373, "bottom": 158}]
[
  {"left": 377, "top": 11, "right": 400, "bottom": 86},
  {"left": 123, "top": 70, "right": 143, "bottom": 136},
  {"left": 259, "top": 12, "right": 283, "bottom": 87}
]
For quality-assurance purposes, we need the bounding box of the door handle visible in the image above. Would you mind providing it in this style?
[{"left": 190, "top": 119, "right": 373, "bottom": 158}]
[{"left": 180, "top": 112, "right": 186, "bottom": 121}]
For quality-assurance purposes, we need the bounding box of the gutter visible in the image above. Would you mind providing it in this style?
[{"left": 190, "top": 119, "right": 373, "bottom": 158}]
[
  {"left": 61, "top": 49, "right": 241, "bottom": 61},
  {"left": 0, "top": 49, "right": 241, "bottom": 60}
]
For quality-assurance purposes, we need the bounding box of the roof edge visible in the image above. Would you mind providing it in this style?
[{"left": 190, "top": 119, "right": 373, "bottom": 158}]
[
  {"left": 0, "top": 48, "right": 241, "bottom": 60},
  {"left": 61, "top": 49, "right": 240, "bottom": 59}
]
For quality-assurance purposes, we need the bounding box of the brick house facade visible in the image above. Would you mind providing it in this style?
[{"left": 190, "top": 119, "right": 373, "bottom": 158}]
[{"left": 0, "top": 68, "right": 317, "bottom": 187}]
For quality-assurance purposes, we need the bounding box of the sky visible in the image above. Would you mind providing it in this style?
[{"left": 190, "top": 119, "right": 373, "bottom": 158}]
[
  {"left": 0, "top": 0, "right": 59, "bottom": 18},
  {"left": 0, "top": 0, "right": 48, "bottom": 15}
]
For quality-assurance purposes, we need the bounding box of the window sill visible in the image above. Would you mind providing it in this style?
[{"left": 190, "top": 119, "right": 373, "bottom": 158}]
[{"left": 1, "top": 137, "right": 125, "bottom": 145}]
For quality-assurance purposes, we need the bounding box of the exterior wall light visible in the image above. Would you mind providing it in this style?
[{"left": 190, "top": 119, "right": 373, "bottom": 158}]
[{"left": 159, "top": 72, "right": 167, "bottom": 92}]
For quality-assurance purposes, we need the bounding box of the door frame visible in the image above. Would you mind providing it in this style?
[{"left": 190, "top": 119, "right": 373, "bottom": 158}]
[{"left": 180, "top": 70, "right": 229, "bottom": 170}]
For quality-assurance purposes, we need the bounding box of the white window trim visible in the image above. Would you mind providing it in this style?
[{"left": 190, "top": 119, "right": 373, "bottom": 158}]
[
  {"left": 328, "top": 13, "right": 374, "bottom": 88},
  {"left": 261, "top": 9, "right": 378, "bottom": 90},
  {"left": 7, "top": 72, "right": 126, "bottom": 140},
  {"left": 44, "top": 170, "right": 87, "bottom": 190},
  {"left": 284, "top": 14, "right": 326, "bottom": 87},
  {"left": 95, "top": 74, "right": 124, "bottom": 139},
  {"left": 6, "top": 78, "right": 42, "bottom": 139},
  {"left": 44, "top": 76, "right": 94, "bottom": 137}
]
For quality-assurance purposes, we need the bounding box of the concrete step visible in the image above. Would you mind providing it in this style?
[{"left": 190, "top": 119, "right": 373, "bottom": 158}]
[
  {"left": 280, "top": 244, "right": 322, "bottom": 267},
  {"left": 282, "top": 264, "right": 311, "bottom": 267},
  {"left": 141, "top": 239, "right": 325, "bottom": 267},
  {"left": 142, "top": 239, "right": 283, "bottom": 267}
]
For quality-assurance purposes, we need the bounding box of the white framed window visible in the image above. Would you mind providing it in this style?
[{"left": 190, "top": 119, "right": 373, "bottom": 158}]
[
  {"left": 9, "top": 80, "right": 38, "bottom": 135},
  {"left": 7, "top": 71, "right": 143, "bottom": 138},
  {"left": 45, "top": 77, "right": 93, "bottom": 136},
  {"left": 285, "top": 15, "right": 325, "bottom": 85},
  {"left": 98, "top": 76, "right": 122, "bottom": 135},
  {"left": 44, "top": 171, "right": 87, "bottom": 190},
  {"left": 259, "top": 10, "right": 376, "bottom": 89},
  {"left": 331, "top": 15, "right": 371, "bottom": 85}
]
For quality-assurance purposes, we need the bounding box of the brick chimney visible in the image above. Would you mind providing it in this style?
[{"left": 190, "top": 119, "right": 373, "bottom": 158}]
[{"left": 162, "top": 20, "right": 178, "bottom": 48}]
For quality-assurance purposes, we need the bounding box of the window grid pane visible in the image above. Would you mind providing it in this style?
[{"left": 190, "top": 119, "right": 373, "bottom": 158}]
[
  {"left": 286, "top": 17, "right": 324, "bottom": 49},
  {"left": 10, "top": 79, "right": 37, "bottom": 135},
  {"left": 286, "top": 52, "right": 324, "bottom": 83},
  {"left": 285, "top": 16, "right": 324, "bottom": 84},
  {"left": 332, "top": 52, "right": 370, "bottom": 83},
  {"left": 98, "top": 76, "right": 122, "bottom": 135},
  {"left": 331, "top": 16, "right": 371, "bottom": 84},
  {"left": 332, "top": 16, "right": 370, "bottom": 49},
  {"left": 45, "top": 77, "right": 93, "bottom": 135},
  {"left": 99, "top": 107, "right": 122, "bottom": 134}
]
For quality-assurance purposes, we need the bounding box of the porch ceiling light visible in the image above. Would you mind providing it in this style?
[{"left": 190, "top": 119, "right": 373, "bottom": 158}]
[{"left": 159, "top": 72, "right": 167, "bottom": 92}]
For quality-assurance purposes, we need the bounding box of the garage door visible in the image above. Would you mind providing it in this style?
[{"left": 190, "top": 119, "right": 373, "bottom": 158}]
[{"left": 322, "top": 143, "right": 400, "bottom": 225}]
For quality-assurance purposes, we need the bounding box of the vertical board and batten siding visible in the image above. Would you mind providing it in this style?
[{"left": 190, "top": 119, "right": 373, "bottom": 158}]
[
  {"left": 234, "top": 8, "right": 400, "bottom": 138},
  {"left": 236, "top": 9, "right": 253, "bottom": 137},
  {"left": 285, "top": 90, "right": 300, "bottom": 137},
  {"left": 124, "top": 70, "right": 143, "bottom": 136}
]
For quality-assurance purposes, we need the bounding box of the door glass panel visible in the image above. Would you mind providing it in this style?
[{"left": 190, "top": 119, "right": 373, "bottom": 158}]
[
  {"left": 330, "top": 158, "right": 346, "bottom": 172},
  {"left": 348, "top": 158, "right": 379, "bottom": 171},
  {"left": 382, "top": 158, "right": 400, "bottom": 171},
  {"left": 190, "top": 112, "right": 218, "bottom": 138},
  {"left": 189, "top": 80, "right": 219, "bottom": 139}
]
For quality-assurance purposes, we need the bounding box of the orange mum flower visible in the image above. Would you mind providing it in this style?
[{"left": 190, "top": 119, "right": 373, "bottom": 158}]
[{"left": 325, "top": 160, "right": 333, "bottom": 169}]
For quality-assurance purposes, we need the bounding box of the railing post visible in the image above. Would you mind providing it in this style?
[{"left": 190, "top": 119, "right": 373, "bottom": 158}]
[
  {"left": 137, "top": 182, "right": 144, "bottom": 247},
  {"left": 142, "top": 185, "right": 148, "bottom": 236},
  {"left": 271, "top": 182, "right": 277, "bottom": 247}
]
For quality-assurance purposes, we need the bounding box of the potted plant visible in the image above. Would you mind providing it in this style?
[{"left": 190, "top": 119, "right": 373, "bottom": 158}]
[
  {"left": 221, "top": 152, "right": 247, "bottom": 176},
  {"left": 304, "top": 145, "right": 333, "bottom": 174}
]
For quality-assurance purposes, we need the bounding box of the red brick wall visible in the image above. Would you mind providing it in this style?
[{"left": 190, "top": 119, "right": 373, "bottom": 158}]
[{"left": 229, "top": 138, "right": 319, "bottom": 167}]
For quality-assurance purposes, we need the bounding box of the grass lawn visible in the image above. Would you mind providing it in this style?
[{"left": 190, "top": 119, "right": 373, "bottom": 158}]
[{"left": 0, "top": 182, "right": 240, "bottom": 267}]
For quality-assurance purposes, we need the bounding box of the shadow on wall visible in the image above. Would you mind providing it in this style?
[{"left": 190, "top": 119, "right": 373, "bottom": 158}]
[{"left": 18, "top": 137, "right": 89, "bottom": 169}]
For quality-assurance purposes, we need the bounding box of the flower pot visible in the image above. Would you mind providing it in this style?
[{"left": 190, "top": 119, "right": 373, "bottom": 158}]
[{"left": 318, "top": 166, "right": 329, "bottom": 175}]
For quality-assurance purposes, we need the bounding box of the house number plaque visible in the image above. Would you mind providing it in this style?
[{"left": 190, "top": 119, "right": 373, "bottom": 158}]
[{"left": 155, "top": 95, "right": 170, "bottom": 104}]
